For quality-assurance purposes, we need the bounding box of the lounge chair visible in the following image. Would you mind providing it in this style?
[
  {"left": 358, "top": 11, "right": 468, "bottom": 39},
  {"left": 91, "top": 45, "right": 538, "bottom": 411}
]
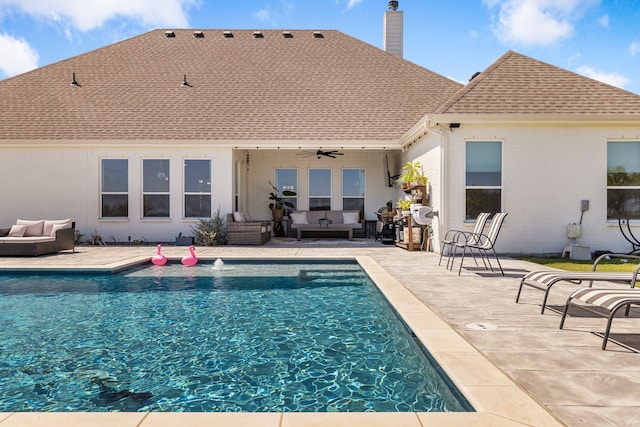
[
  {"left": 559, "top": 287, "right": 640, "bottom": 350},
  {"left": 516, "top": 253, "right": 640, "bottom": 314},
  {"left": 451, "top": 212, "right": 508, "bottom": 276},
  {"left": 438, "top": 212, "right": 490, "bottom": 269}
]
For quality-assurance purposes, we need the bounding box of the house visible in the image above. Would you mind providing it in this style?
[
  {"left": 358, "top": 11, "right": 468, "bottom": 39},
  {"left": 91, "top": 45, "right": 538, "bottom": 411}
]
[{"left": 1, "top": 25, "right": 640, "bottom": 254}]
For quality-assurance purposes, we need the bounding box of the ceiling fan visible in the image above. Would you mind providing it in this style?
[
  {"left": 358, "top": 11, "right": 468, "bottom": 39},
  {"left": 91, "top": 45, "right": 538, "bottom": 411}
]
[{"left": 299, "top": 149, "right": 344, "bottom": 159}]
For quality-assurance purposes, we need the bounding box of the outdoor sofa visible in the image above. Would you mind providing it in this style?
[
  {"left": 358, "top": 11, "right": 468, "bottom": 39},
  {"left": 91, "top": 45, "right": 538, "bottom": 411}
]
[
  {"left": 287, "top": 210, "right": 363, "bottom": 240},
  {"left": 0, "top": 219, "right": 75, "bottom": 256}
]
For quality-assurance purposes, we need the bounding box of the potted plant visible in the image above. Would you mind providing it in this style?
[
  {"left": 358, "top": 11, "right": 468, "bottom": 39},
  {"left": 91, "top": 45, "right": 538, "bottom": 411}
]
[
  {"left": 268, "top": 181, "right": 297, "bottom": 221},
  {"left": 399, "top": 161, "right": 425, "bottom": 189},
  {"left": 397, "top": 199, "right": 412, "bottom": 215}
]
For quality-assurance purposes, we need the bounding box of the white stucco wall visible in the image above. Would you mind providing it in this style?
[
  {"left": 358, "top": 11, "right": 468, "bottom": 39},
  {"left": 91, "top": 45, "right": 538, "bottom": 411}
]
[
  {"left": 440, "top": 122, "right": 640, "bottom": 255},
  {"left": 0, "top": 143, "right": 233, "bottom": 243}
]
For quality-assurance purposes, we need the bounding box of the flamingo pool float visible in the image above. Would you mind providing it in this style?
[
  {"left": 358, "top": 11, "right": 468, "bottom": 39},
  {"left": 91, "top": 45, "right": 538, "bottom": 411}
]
[
  {"left": 151, "top": 244, "right": 167, "bottom": 266},
  {"left": 181, "top": 245, "right": 198, "bottom": 266}
]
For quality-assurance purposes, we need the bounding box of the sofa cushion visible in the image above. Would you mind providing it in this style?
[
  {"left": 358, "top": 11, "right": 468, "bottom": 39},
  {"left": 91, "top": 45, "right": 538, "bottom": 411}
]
[
  {"left": 8, "top": 224, "right": 28, "bottom": 237},
  {"left": 290, "top": 211, "right": 309, "bottom": 225},
  {"left": 0, "top": 236, "right": 56, "bottom": 243},
  {"left": 343, "top": 211, "right": 360, "bottom": 224},
  {"left": 233, "top": 211, "right": 246, "bottom": 223},
  {"left": 306, "top": 211, "right": 325, "bottom": 224},
  {"left": 16, "top": 219, "right": 45, "bottom": 236},
  {"left": 325, "top": 210, "right": 343, "bottom": 224},
  {"left": 43, "top": 219, "right": 72, "bottom": 236}
]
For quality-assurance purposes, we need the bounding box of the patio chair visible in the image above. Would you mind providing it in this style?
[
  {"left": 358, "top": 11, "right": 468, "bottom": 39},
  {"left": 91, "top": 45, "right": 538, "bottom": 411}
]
[
  {"left": 516, "top": 253, "right": 640, "bottom": 314},
  {"left": 226, "top": 212, "right": 271, "bottom": 245},
  {"left": 559, "top": 287, "right": 640, "bottom": 350},
  {"left": 452, "top": 212, "right": 508, "bottom": 276},
  {"left": 438, "top": 212, "right": 490, "bottom": 269}
]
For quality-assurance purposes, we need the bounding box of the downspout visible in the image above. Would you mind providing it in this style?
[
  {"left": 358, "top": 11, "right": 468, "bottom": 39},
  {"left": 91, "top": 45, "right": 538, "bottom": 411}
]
[{"left": 425, "top": 119, "right": 450, "bottom": 253}]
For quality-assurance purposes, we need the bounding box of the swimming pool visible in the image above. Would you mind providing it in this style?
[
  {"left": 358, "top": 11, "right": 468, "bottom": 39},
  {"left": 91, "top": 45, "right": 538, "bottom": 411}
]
[{"left": 0, "top": 260, "right": 472, "bottom": 412}]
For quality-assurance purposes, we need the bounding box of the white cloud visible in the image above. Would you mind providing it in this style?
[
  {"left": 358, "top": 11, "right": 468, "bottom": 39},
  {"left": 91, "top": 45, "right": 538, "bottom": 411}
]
[
  {"left": 0, "top": 0, "right": 195, "bottom": 32},
  {"left": 597, "top": 14, "right": 609, "bottom": 28},
  {"left": 484, "top": 0, "right": 596, "bottom": 46},
  {"left": 253, "top": 9, "right": 271, "bottom": 22},
  {"left": 0, "top": 33, "right": 38, "bottom": 77},
  {"left": 630, "top": 41, "right": 640, "bottom": 57},
  {"left": 577, "top": 65, "right": 630, "bottom": 89},
  {"left": 347, "top": 0, "right": 364, "bottom": 9}
]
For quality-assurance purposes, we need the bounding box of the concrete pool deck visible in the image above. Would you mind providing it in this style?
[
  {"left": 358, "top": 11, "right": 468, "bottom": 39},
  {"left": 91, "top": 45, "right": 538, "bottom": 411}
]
[{"left": 1, "top": 240, "right": 639, "bottom": 426}]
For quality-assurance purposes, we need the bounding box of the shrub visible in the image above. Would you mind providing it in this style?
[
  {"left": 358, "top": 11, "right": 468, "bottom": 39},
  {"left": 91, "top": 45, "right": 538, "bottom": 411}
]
[{"left": 191, "top": 207, "right": 226, "bottom": 246}]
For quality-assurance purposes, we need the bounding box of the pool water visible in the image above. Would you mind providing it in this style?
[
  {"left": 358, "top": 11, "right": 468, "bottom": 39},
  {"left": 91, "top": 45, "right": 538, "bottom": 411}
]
[{"left": 0, "top": 260, "right": 472, "bottom": 412}]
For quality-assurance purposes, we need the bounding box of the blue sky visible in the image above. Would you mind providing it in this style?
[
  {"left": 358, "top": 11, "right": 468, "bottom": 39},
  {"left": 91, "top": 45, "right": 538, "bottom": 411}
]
[{"left": 1, "top": 0, "right": 639, "bottom": 93}]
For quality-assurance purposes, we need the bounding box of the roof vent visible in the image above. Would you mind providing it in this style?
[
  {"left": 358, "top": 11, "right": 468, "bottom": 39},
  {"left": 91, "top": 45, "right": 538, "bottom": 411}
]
[
  {"left": 164, "top": 31, "right": 176, "bottom": 38},
  {"left": 70, "top": 72, "right": 80, "bottom": 87},
  {"left": 223, "top": 31, "right": 233, "bottom": 38},
  {"left": 282, "top": 31, "right": 293, "bottom": 38},
  {"left": 193, "top": 31, "right": 204, "bottom": 38},
  {"left": 469, "top": 71, "right": 481, "bottom": 81},
  {"left": 312, "top": 31, "right": 324, "bottom": 38},
  {"left": 253, "top": 31, "right": 264, "bottom": 38}
]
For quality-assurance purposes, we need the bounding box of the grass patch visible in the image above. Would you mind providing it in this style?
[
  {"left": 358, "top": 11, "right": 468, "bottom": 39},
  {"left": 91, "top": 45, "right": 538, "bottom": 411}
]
[{"left": 518, "top": 256, "right": 639, "bottom": 272}]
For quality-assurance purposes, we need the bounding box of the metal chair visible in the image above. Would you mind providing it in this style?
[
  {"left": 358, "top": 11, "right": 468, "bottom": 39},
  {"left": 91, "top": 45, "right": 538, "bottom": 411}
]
[
  {"left": 452, "top": 212, "right": 508, "bottom": 276},
  {"left": 438, "top": 212, "right": 490, "bottom": 269}
]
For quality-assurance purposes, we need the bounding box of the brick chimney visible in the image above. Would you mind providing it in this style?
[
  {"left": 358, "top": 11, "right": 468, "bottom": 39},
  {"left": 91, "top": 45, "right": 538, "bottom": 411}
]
[{"left": 383, "top": 1, "right": 403, "bottom": 58}]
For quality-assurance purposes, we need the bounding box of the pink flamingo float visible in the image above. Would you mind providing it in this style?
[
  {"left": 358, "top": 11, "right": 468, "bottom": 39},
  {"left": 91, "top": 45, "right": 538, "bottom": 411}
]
[
  {"left": 151, "top": 244, "right": 167, "bottom": 266},
  {"left": 181, "top": 245, "right": 198, "bottom": 266}
]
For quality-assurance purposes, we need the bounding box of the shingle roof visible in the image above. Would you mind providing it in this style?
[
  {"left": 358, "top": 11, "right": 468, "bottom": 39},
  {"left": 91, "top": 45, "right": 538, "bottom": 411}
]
[
  {"left": 0, "top": 29, "right": 462, "bottom": 142},
  {"left": 436, "top": 50, "right": 640, "bottom": 115}
]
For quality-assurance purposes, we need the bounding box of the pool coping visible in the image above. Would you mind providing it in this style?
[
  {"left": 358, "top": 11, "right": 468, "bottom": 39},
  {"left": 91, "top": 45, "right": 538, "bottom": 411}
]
[{"left": 0, "top": 255, "right": 563, "bottom": 426}]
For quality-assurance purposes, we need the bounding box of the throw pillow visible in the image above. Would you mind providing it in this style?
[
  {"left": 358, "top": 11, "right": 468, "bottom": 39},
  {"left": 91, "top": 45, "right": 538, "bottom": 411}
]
[
  {"left": 290, "top": 211, "right": 309, "bottom": 225},
  {"left": 8, "top": 224, "right": 28, "bottom": 237},
  {"left": 343, "top": 212, "right": 359, "bottom": 224},
  {"left": 233, "top": 211, "right": 246, "bottom": 223},
  {"left": 50, "top": 223, "right": 69, "bottom": 237},
  {"left": 43, "top": 219, "right": 72, "bottom": 236},
  {"left": 243, "top": 212, "right": 252, "bottom": 222},
  {"left": 16, "top": 219, "right": 45, "bottom": 236}
]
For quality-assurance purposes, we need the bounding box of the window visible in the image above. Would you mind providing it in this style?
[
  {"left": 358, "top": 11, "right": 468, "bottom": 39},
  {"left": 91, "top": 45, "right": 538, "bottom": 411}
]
[
  {"left": 101, "top": 159, "right": 128, "bottom": 218},
  {"left": 309, "top": 168, "right": 331, "bottom": 211},
  {"left": 275, "top": 168, "right": 298, "bottom": 213},
  {"left": 343, "top": 168, "right": 364, "bottom": 215},
  {"left": 143, "top": 159, "right": 170, "bottom": 217},
  {"left": 184, "top": 159, "right": 211, "bottom": 218},
  {"left": 466, "top": 141, "right": 502, "bottom": 220},
  {"left": 607, "top": 141, "right": 640, "bottom": 219}
]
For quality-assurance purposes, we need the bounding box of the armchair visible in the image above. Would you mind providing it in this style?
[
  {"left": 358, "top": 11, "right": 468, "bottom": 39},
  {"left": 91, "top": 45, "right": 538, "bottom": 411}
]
[{"left": 226, "top": 213, "right": 271, "bottom": 245}]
